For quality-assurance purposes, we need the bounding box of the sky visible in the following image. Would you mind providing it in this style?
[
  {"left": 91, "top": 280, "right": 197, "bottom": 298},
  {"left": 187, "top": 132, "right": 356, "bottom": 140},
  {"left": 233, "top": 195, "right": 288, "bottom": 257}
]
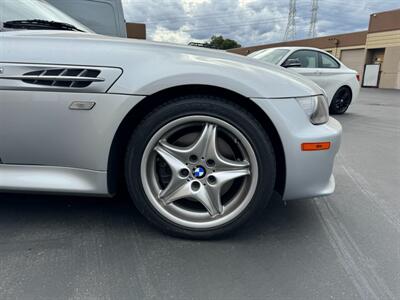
[{"left": 121, "top": 0, "right": 400, "bottom": 47}]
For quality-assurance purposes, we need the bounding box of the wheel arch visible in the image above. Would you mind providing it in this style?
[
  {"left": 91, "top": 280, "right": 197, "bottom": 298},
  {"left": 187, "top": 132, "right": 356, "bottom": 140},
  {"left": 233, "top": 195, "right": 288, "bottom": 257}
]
[{"left": 107, "top": 85, "right": 286, "bottom": 197}]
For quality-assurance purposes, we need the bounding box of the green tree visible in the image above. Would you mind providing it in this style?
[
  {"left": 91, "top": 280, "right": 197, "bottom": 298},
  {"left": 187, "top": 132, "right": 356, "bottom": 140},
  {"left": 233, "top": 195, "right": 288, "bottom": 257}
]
[{"left": 205, "top": 35, "right": 241, "bottom": 50}]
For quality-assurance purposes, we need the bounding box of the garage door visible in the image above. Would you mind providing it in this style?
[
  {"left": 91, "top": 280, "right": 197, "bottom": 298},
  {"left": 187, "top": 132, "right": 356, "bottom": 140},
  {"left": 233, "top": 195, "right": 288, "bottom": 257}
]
[{"left": 340, "top": 49, "right": 365, "bottom": 77}]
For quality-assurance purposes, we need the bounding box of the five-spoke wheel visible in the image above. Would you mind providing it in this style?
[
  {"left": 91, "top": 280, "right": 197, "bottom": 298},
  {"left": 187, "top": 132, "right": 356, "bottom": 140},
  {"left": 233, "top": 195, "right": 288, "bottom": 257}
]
[
  {"left": 142, "top": 116, "right": 257, "bottom": 226},
  {"left": 125, "top": 96, "right": 276, "bottom": 238}
]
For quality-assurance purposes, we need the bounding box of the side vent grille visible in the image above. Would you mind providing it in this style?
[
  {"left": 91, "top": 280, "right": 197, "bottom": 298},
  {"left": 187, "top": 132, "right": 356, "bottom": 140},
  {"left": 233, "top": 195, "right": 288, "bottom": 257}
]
[{"left": 22, "top": 68, "right": 103, "bottom": 88}]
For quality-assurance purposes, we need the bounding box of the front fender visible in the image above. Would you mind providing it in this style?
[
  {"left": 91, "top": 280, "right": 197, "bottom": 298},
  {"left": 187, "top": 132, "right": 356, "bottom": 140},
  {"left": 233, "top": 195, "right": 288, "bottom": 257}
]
[
  {"left": 111, "top": 72, "right": 262, "bottom": 98},
  {"left": 108, "top": 52, "right": 323, "bottom": 99}
]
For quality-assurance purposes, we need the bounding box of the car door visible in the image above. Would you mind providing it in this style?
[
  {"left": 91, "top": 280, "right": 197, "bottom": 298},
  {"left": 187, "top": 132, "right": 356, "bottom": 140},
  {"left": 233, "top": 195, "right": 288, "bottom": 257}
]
[
  {"left": 282, "top": 50, "right": 324, "bottom": 88},
  {"left": 315, "top": 52, "right": 344, "bottom": 98}
]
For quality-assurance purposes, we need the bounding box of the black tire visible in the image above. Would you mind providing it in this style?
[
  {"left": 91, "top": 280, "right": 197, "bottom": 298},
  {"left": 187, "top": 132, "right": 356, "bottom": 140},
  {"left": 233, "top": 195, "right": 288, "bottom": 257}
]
[
  {"left": 125, "top": 96, "right": 276, "bottom": 239},
  {"left": 329, "top": 86, "right": 352, "bottom": 114}
]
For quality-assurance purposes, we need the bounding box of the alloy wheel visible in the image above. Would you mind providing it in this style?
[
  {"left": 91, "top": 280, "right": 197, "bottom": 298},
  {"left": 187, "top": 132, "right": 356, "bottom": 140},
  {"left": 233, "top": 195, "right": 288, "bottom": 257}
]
[{"left": 140, "top": 115, "right": 259, "bottom": 229}]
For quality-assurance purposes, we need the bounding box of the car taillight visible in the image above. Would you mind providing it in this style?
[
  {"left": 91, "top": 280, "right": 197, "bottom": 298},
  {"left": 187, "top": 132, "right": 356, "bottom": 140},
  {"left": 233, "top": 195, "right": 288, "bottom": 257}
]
[{"left": 356, "top": 74, "right": 360, "bottom": 81}]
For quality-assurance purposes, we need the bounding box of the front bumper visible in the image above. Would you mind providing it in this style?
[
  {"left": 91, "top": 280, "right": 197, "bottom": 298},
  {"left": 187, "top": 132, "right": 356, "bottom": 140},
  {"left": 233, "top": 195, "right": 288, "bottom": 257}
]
[{"left": 252, "top": 98, "right": 342, "bottom": 200}]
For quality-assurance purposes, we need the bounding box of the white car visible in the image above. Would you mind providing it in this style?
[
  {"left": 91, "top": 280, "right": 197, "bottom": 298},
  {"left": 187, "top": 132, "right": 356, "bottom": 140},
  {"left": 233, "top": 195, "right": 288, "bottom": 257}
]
[
  {"left": 249, "top": 47, "right": 360, "bottom": 114},
  {"left": 0, "top": 0, "right": 341, "bottom": 239}
]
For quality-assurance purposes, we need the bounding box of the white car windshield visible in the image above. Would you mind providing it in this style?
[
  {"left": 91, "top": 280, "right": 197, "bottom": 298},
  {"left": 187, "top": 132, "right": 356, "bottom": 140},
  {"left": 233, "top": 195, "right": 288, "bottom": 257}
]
[
  {"left": 250, "top": 49, "right": 290, "bottom": 65},
  {"left": 0, "top": 0, "right": 92, "bottom": 32}
]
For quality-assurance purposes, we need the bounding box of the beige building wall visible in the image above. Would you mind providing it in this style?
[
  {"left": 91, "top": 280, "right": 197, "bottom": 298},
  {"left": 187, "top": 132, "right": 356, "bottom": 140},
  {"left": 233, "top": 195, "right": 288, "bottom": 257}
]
[
  {"left": 366, "top": 30, "right": 400, "bottom": 89},
  {"left": 366, "top": 29, "right": 400, "bottom": 48},
  {"left": 379, "top": 46, "right": 400, "bottom": 89}
]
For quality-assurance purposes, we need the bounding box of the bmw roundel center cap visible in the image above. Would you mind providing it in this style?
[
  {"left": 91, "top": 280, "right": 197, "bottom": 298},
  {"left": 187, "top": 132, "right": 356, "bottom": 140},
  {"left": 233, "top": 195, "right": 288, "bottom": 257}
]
[{"left": 193, "top": 166, "right": 206, "bottom": 179}]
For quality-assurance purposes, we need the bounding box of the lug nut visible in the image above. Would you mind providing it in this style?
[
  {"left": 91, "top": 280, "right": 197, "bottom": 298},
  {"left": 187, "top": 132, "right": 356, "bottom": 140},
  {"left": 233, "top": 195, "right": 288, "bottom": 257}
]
[
  {"left": 191, "top": 181, "right": 201, "bottom": 191},
  {"left": 207, "top": 175, "right": 217, "bottom": 185},
  {"left": 179, "top": 169, "right": 189, "bottom": 177},
  {"left": 206, "top": 159, "right": 215, "bottom": 167},
  {"left": 189, "top": 155, "right": 198, "bottom": 163}
]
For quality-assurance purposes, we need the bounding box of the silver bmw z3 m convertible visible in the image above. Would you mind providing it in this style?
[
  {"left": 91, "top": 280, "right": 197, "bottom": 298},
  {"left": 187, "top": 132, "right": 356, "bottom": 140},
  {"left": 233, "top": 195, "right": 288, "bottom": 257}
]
[{"left": 0, "top": 0, "right": 342, "bottom": 238}]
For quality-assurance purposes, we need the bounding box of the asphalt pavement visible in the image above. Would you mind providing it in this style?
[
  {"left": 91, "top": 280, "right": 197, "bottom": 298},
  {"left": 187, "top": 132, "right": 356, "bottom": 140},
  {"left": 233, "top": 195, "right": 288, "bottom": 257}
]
[{"left": 0, "top": 88, "right": 399, "bottom": 300}]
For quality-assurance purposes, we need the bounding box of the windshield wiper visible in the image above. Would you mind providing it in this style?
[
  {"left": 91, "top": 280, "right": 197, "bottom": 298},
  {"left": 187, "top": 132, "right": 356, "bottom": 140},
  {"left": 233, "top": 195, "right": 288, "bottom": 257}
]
[{"left": 2, "top": 19, "right": 84, "bottom": 32}]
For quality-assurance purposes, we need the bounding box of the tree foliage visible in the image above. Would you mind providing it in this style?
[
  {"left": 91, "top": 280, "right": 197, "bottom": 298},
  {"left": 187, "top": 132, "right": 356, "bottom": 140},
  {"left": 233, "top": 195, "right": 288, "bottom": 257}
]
[{"left": 204, "top": 35, "right": 241, "bottom": 50}]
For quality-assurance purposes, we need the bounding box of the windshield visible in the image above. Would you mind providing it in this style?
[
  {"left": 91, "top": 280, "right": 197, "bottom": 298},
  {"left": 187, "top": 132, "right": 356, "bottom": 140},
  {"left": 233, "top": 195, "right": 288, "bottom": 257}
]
[
  {"left": 0, "top": 0, "right": 92, "bottom": 32},
  {"left": 249, "top": 49, "right": 290, "bottom": 65}
]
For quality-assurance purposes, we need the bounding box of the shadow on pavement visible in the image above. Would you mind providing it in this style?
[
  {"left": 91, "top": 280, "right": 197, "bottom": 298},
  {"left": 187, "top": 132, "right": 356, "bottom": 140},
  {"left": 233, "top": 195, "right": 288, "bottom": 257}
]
[{"left": 0, "top": 192, "right": 319, "bottom": 243}]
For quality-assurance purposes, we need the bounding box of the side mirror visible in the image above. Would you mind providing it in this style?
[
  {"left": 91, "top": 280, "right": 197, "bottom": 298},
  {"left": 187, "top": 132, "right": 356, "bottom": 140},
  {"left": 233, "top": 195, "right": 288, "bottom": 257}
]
[{"left": 283, "top": 58, "right": 302, "bottom": 68}]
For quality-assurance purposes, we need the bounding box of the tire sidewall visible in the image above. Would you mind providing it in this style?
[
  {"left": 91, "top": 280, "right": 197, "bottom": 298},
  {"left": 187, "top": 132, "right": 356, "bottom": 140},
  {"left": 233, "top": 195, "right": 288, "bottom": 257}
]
[{"left": 125, "top": 96, "right": 276, "bottom": 238}]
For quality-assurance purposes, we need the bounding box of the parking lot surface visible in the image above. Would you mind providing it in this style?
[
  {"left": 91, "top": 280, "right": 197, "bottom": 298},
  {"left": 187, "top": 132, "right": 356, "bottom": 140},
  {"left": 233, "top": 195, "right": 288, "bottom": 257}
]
[{"left": 0, "top": 88, "right": 399, "bottom": 300}]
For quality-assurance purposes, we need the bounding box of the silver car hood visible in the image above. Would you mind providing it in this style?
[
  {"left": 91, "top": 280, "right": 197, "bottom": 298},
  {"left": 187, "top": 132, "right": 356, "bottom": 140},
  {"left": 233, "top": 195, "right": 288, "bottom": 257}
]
[{"left": 1, "top": 30, "right": 324, "bottom": 98}]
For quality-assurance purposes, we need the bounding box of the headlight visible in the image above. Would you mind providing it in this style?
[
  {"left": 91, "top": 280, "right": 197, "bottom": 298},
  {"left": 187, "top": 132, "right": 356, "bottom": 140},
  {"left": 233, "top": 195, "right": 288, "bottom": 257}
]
[{"left": 296, "top": 95, "right": 329, "bottom": 125}]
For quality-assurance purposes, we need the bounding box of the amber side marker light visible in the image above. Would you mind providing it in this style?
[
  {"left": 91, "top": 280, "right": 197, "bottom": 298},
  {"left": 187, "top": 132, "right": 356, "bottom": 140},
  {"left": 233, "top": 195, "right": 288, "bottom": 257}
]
[{"left": 301, "top": 142, "right": 331, "bottom": 151}]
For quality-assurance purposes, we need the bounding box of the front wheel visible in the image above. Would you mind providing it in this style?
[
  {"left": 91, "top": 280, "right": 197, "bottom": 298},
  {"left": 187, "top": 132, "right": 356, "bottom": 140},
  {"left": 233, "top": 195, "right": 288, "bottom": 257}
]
[
  {"left": 125, "top": 96, "right": 276, "bottom": 239},
  {"left": 329, "top": 86, "right": 352, "bottom": 114}
]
